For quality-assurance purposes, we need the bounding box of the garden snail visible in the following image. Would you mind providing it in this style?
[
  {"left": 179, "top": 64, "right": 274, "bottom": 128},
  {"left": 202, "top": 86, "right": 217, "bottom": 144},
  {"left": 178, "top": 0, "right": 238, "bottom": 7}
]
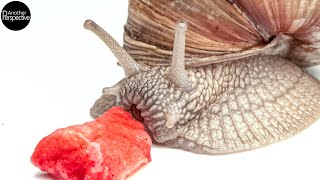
[{"left": 85, "top": 0, "right": 320, "bottom": 154}]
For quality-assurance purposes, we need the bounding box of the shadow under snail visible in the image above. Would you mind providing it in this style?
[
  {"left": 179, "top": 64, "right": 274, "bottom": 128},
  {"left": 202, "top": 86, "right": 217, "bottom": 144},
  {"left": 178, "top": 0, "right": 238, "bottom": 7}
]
[{"left": 85, "top": 0, "right": 320, "bottom": 154}]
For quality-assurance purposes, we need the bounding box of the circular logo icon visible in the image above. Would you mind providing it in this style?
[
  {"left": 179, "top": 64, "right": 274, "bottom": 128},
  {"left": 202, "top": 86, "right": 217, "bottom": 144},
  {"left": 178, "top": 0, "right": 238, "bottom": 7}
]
[{"left": 1, "top": 1, "right": 31, "bottom": 31}]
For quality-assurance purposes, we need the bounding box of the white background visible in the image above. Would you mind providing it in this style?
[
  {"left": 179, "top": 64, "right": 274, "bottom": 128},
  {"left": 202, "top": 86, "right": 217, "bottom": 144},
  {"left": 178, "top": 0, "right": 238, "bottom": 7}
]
[{"left": 1, "top": 1, "right": 320, "bottom": 180}]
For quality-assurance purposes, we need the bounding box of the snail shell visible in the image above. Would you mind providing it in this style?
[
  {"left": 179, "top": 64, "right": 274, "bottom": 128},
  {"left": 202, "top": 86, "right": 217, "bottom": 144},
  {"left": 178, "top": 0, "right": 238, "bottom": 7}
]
[
  {"left": 87, "top": 0, "right": 320, "bottom": 154},
  {"left": 125, "top": 0, "right": 320, "bottom": 67}
]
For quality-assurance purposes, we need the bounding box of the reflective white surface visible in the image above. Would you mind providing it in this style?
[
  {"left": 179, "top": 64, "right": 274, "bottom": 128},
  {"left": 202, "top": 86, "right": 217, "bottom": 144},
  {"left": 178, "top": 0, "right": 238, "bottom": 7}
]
[{"left": 0, "top": 1, "right": 320, "bottom": 180}]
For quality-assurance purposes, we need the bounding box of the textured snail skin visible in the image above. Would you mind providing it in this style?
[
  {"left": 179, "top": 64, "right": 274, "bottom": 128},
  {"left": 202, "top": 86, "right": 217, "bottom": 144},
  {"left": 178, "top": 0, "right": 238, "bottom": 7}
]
[
  {"left": 91, "top": 54, "right": 320, "bottom": 154},
  {"left": 88, "top": 0, "right": 320, "bottom": 154}
]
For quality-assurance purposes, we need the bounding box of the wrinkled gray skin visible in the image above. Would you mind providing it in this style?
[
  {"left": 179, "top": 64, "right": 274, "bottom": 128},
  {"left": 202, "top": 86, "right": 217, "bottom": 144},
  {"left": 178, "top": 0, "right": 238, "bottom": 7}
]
[{"left": 86, "top": 20, "right": 320, "bottom": 154}]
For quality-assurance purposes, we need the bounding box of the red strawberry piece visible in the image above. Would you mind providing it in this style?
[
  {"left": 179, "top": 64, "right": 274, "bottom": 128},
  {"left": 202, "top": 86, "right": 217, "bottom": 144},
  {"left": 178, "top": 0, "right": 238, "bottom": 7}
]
[{"left": 31, "top": 106, "right": 152, "bottom": 180}]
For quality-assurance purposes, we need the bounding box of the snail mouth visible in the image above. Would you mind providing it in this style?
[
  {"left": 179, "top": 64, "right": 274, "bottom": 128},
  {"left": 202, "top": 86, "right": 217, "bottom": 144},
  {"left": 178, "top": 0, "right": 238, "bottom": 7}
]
[
  {"left": 129, "top": 104, "right": 162, "bottom": 143},
  {"left": 130, "top": 105, "right": 144, "bottom": 123},
  {"left": 121, "top": 94, "right": 168, "bottom": 140},
  {"left": 126, "top": 102, "right": 180, "bottom": 143}
]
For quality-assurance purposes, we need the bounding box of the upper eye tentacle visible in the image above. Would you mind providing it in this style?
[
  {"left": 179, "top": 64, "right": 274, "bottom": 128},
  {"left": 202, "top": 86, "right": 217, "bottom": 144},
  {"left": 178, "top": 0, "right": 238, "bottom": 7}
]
[
  {"left": 168, "top": 21, "right": 192, "bottom": 91},
  {"left": 84, "top": 19, "right": 148, "bottom": 77}
]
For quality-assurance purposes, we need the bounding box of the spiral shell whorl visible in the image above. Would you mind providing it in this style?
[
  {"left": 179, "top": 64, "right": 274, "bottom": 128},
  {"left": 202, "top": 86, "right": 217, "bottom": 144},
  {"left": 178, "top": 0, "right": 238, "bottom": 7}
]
[{"left": 124, "top": 0, "right": 320, "bottom": 67}]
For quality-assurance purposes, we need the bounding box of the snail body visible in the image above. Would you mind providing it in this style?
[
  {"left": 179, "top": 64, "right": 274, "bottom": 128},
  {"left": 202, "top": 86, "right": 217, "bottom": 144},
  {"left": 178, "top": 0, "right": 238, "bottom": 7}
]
[{"left": 87, "top": 0, "right": 320, "bottom": 154}]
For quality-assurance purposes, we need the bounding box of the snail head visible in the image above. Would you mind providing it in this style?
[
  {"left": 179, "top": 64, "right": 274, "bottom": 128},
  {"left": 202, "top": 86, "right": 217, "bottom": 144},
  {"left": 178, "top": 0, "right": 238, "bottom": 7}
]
[{"left": 85, "top": 20, "right": 200, "bottom": 143}]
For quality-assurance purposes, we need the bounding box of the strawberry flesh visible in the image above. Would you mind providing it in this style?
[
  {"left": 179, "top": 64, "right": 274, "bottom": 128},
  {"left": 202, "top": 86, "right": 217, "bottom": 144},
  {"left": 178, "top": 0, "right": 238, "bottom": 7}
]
[{"left": 31, "top": 106, "right": 152, "bottom": 180}]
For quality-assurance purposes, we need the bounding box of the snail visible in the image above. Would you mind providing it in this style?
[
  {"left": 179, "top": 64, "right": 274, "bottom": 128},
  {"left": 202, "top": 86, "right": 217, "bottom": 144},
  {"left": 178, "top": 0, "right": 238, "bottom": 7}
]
[{"left": 85, "top": 0, "right": 320, "bottom": 154}]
